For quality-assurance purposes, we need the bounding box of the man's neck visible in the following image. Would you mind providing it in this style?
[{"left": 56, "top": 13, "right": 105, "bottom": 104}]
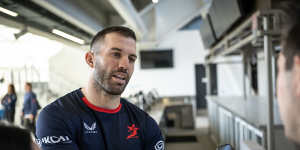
[{"left": 81, "top": 79, "right": 121, "bottom": 110}]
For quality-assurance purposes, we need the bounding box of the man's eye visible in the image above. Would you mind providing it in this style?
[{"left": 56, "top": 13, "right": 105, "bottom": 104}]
[
  {"left": 129, "top": 57, "right": 136, "bottom": 63},
  {"left": 113, "top": 52, "right": 121, "bottom": 57}
]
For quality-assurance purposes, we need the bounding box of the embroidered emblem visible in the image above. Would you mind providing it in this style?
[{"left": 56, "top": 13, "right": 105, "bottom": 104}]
[
  {"left": 127, "top": 124, "right": 139, "bottom": 139},
  {"left": 83, "top": 122, "right": 97, "bottom": 134},
  {"left": 84, "top": 122, "right": 96, "bottom": 130},
  {"left": 154, "top": 140, "right": 164, "bottom": 150}
]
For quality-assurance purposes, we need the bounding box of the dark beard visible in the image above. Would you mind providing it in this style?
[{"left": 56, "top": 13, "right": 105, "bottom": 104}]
[
  {"left": 92, "top": 78, "right": 123, "bottom": 95},
  {"left": 93, "top": 64, "right": 129, "bottom": 95},
  {"left": 93, "top": 71, "right": 125, "bottom": 96}
]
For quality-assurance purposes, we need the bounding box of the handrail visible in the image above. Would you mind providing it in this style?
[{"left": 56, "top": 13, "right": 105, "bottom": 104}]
[{"left": 205, "top": 10, "right": 283, "bottom": 63}]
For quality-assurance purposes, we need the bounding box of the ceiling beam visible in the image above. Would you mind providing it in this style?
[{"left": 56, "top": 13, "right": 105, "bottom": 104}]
[
  {"left": 31, "top": 0, "right": 103, "bottom": 35},
  {"left": 0, "top": 15, "right": 88, "bottom": 48},
  {"left": 108, "top": 0, "right": 148, "bottom": 38}
]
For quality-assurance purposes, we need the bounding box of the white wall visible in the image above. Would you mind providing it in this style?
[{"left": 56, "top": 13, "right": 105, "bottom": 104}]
[
  {"left": 257, "top": 51, "right": 268, "bottom": 97},
  {"left": 217, "top": 62, "right": 244, "bottom": 96},
  {"left": 123, "top": 30, "right": 207, "bottom": 97},
  {"left": 214, "top": 51, "right": 273, "bottom": 97},
  {"left": 48, "top": 46, "right": 89, "bottom": 95}
]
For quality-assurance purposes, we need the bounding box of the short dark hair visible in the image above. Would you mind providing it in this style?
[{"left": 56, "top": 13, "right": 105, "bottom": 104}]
[
  {"left": 25, "top": 82, "right": 32, "bottom": 88},
  {"left": 90, "top": 26, "right": 136, "bottom": 51},
  {"left": 279, "top": 0, "right": 300, "bottom": 70},
  {"left": 8, "top": 84, "right": 16, "bottom": 94},
  {"left": 0, "top": 122, "right": 32, "bottom": 150}
]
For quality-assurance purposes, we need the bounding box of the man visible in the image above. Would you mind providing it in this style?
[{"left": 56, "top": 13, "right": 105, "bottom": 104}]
[
  {"left": 277, "top": 0, "right": 300, "bottom": 145},
  {"left": 36, "top": 26, "right": 164, "bottom": 150},
  {"left": 22, "top": 82, "right": 39, "bottom": 133}
]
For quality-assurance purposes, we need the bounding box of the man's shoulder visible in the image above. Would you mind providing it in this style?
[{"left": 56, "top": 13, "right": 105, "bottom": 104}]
[
  {"left": 121, "top": 98, "right": 155, "bottom": 122},
  {"left": 121, "top": 98, "right": 146, "bottom": 114},
  {"left": 42, "top": 89, "right": 82, "bottom": 115},
  {"left": 28, "top": 91, "right": 37, "bottom": 97}
]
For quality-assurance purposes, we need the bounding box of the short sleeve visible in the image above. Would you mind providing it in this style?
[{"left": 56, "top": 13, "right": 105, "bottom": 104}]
[
  {"left": 144, "top": 115, "right": 165, "bottom": 150},
  {"left": 36, "top": 106, "right": 79, "bottom": 150}
]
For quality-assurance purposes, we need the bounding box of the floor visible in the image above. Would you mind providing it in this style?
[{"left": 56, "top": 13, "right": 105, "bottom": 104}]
[{"left": 164, "top": 111, "right": 216, "bottom": 150}]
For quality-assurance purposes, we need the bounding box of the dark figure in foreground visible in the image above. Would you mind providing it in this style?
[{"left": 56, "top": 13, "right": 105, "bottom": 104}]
[{"left": 0, "top": 122, "right": 40, "bottom": 150}]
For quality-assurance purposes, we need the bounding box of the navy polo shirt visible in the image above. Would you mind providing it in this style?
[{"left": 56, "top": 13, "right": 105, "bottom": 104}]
[
  {"left": 23, "top": 92, "right": 38, "bottom": 116},
  {"left": 36, "top": 88, "right": 164, "bottom": 150}
]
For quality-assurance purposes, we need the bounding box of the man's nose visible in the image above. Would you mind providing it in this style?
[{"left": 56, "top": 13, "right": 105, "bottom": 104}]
[{"left": 118, "top": 57, "right": 129, "bottom": 72}]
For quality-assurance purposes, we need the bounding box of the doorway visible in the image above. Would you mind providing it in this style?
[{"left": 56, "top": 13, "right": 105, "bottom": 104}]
[{"left": 195, "top": 64, "right": 217, "bottom": 109}]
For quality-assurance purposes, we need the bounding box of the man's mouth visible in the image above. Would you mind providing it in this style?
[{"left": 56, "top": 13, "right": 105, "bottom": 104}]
[
  {"left": 111, "top": 73, "right": 127, "bottom": 85},
  {"left": 112, "top": 74, "right": 126, "bottom": 80}
]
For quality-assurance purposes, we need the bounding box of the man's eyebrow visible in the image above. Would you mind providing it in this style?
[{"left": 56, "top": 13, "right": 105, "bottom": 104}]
[{"left": 111, "top": 47, "right": 122, "bottom": 51}]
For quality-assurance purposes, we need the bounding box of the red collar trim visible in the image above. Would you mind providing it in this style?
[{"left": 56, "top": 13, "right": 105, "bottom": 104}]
[{"left": 81, "top": 97, "right": 122, "bottom": 114}]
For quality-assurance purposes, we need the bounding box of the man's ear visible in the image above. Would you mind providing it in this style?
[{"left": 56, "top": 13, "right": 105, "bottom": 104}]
[
  {"left": 293, "top": 56, "right": 300, "bottom": 97},
  {"left": 85, "top": 51, "right": 94, "bottom": 68}
]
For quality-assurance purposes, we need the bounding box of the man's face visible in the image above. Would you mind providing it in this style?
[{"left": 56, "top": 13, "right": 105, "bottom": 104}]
[
  {"left": 92, "top": 33, "right": 137, "bottom": 95},
  {"left": 25, "top": 84, "right": 31, "bottom": 92},
  {"left": 277, "top": 53, "right": 300, "bottom": 141}
]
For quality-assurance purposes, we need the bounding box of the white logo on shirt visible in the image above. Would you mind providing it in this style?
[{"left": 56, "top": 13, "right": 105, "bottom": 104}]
[
  {"left": 36, "top": 136, "right": 72, "bottom": 146},
  {"left": 154, "top": 140, "right": 164, "bottom": 150},
  {"left": 83, "top": 122, "right": 98, "bottom": 134}
]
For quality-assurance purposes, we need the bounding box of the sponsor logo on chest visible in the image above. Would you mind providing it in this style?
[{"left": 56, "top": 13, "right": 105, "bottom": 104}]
[
  {"left": 36, "top": 136, "right": 72, "bottom": 145},
  {"left": 83, "top": 122, "right": 98, "bottom": 134}
]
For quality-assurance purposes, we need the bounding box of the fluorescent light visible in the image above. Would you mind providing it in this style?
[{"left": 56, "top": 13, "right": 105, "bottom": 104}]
[
  {"left": 152, "top": 0, "right": 159, "bottom": 3},
  {"left": 0, "top": 6, "right": 18, "bottom": 17},
  {"left": 52, "top": 29, "right": 85, "bottom": 44}
]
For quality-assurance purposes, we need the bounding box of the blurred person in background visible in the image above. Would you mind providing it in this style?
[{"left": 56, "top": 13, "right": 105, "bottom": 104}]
[
  {"left": 1, "top": 84, "right": 17, "bottom": 123},
  {"left": 22, "top": 82, "right": 40, "bottom": 133},
  {"left": 0, "top": 121, "right": 40, "bottom": 150}
]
